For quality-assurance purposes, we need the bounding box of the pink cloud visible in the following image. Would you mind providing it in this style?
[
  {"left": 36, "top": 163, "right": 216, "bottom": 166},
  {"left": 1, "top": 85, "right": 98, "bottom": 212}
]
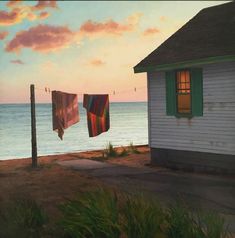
[
  {"left": 31, "top": 0, "right": 58, "bottom": 11},
  {"left": 10, "top": 59, "right": 24, "bottom": 64},
  {"left": 143, "top": 27, "right": 160, "bottom": 36},
  {"left": 0, "top": 7, "right": 38, "bottom": 26},
  {"left": 0, "top": 31, "right": 9, "bottom": 40},
  {"left": 5, "top": 13, "right": 142, "bottom": 54},
  {"left": 26, "top": 12, "right": 38, "bottom": 21},
  {"left": 5, "top": 24, "right": 76, "bottom": 53},
  {"left": 89, "top": 59, "right": 105, "bottom": 67},
  {"left": 0, "top": 8, "right": 22, "bottom": 26},
  {"left": 1, "top": 1, "right": 55, "bottom": 26},
  {"left": 80, "top": 20, "right": 133, "bottom": 35},
  {"left": 80, "top": 13, "right": 142, "bottom": 36},
  {"left": 39, "top": 11, "right": 50, "bottom": 20},
  {"left": 6, "top": 0, "right": 22, "bottom": 8}
]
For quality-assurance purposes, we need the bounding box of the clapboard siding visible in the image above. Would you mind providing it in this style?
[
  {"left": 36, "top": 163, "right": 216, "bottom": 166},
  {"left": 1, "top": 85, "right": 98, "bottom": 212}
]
[{"left": 147, "top": 61, "right": 235, "bottom": 155}]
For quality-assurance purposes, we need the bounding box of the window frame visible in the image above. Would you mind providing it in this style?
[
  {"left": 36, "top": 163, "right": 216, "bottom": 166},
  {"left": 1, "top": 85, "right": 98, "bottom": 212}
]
[{"left": 175, "top": 69, "right": 193, "bottom": 118}]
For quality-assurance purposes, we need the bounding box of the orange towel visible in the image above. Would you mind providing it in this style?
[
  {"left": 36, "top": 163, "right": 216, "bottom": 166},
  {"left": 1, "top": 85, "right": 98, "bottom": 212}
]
[{"left": 52, "top": 91, "right": 79, "bottom": 140}]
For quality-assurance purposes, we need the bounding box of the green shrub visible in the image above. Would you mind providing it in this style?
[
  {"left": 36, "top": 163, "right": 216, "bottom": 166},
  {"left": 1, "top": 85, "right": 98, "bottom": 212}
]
[
  {"left": 0, "top": 197, "right": 47, "bottom": 238},
  {"left": 165, "top": 202, "right": 230, "bottom": 238},
  {"left": 129, "top": 142, "right": 140, "bottom": 154},
  {"left": 194, "top": 211, "right": 230, "bottom": 238},
  {"left": 119, "top": 147, "right": 129, "bottom": 157},
  {"left": 59, "top": 188, "right": 121, "bottom": 238},
  {"left": 121, "top": 194, "right": 164, "bottom": 238},
  {"left": 103, "top": 142, "right": 118, "bottom": 158},
  {"left": 102, "top": 142, "right": 142, "bottom": 159},
  {"left": 165, "top": 202, "right": 194, "bottom": 238}
]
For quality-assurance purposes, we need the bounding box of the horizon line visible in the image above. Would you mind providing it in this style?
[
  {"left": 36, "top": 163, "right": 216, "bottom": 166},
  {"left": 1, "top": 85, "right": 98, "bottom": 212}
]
[{"left": 0, "top": 101, "right": 147, "bottom": 105}]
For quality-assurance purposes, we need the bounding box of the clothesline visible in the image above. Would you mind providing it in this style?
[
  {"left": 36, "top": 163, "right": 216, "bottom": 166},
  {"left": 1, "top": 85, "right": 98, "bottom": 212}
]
[
  {"left": 29, "top": 84, "right": 112, "bottom": 167},
  {"left": 35, "top": 86, "right": 146, "bottom": 96}
]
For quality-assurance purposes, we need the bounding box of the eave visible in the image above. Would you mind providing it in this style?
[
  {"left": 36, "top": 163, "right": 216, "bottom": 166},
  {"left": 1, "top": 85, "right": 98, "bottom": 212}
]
[{"left": 134, "top": 55, "right": 235, "bottom": 73}]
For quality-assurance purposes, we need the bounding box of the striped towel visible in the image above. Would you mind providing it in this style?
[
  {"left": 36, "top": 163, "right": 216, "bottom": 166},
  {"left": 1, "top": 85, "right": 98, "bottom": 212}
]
[
  {"left": 52, "top": 91, "right": 79, "bottom": 140},
  {"left": 83, "top": 94, "right": 110, "bottom": 137}
]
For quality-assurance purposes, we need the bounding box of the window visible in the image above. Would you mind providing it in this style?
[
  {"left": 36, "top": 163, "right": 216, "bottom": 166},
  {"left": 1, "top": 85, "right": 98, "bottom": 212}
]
[
  {"left": 176, "top": 70, "right": 191, "bottom": 114},
  {"left": 166, "top": 68, "right": 203, "bottom": 117}
]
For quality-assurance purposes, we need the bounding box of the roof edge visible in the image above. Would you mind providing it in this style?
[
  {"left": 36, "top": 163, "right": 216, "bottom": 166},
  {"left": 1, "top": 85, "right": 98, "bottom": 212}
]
[{"left": 134, "top": 55, "right": 235, "bottom": 73}]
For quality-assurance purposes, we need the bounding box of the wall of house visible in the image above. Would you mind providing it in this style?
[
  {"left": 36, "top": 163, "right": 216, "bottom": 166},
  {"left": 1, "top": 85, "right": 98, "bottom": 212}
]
[{"left": 147, "top": 61, "right": 235, "bottom": 157}]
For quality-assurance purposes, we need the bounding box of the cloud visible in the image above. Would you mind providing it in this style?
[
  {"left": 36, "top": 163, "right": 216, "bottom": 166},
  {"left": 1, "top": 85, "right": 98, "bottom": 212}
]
[
  {"left": 1, "top": 1, "right": 56, "bottom": 26},
  {"left": 0, "top": 31, "right": 9, "bottom": 40},
  {"left": 143, "top": 27, "right": 160, "bottom": 36},
  {"left": 80, "top": 13, "right": 142, "bottom": 36},
  {"left": 80, "top": 20, "right": 130, "bottom": 35},
  {"left": 5, "top": 24, "right": 76, "bottom": 53},
  {"left": 126, "top": 12, "right": 142, "bottom": 26},
  {"left": 5, "top": 13, "right": 142, "bottom": 54},
  {"left": 0, "top": 8, "right": 23, "bottom": 26},
  {"left": 0, "top": 6, "right": 39, "bottom": 26},
  {"left": 6, "top": 0, "right": 22, "bottom": 8},
  {"left": 26, "top": 12, "right": 38, "bottom": 21},
  {"left": 10, "top": 59, "right": 24, "bottom": 64},
  {"left": 39, "top": 11, "right": 50, "bottom": 20},
  {"left": 31, "top": 0, "right": 58, "bottom": 11},
  {"left": 88, "top": 59, "right": 105, "bottom": 67}
]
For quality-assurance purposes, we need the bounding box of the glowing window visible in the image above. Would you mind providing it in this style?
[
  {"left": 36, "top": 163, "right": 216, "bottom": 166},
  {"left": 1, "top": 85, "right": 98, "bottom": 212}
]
[{"left": 176, "top": 70, "right": 191, "bottom": 114}]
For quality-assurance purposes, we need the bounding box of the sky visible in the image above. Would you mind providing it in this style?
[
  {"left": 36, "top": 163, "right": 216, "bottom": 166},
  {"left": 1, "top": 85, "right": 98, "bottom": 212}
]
[{"left": 0, "top": 0, "right": 226, "bottom": 103}]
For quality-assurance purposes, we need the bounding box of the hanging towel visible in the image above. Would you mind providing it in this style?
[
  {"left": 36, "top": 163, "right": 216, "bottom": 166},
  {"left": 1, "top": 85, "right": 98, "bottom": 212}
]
[
  {"left": 83, "top": 94, "right": 110, "bottom": 137},
  {"left": 52, "top": 91, "right": 79, "bottom": 140}
]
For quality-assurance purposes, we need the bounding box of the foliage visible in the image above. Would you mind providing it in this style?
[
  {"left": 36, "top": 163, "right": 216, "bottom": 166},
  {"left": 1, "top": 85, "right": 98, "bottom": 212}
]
[
  {"left": 119, "top": 147, "right": 129, "bottom": 157},
  {"left": 59, "top": 188, "right": 121, "bottom": 238},
  {"left": 102, "top": 142, "right": 141, "bottom": 159},
  {"left": 165, "top": 202, "right": 230, "bottom": 238},
  {"left": 103, "top": 142, "right": 119, "bottom": 158},
  {"left": 0, "top": 191, "right": 230, "bottom": 238},
  {"left": 194, "top": 211, "right": 230, "bottom": 238},
  {"left": 165, "top": 202, "right": 195, "bottom": 238},
  {"left": 121, "top": 194, "right": 164, "bottom": 238},
  {"left": 0, "top": 197, "right": 48, "bottom": 238},
  {"left": 128, "top": 142, "right": 140, "bottom": 154}
]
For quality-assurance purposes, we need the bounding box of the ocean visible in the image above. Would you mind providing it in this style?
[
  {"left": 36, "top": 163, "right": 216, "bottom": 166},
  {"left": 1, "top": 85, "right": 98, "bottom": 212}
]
[{"left": 0, "top": 102, "right": 148, "bottom": 160}]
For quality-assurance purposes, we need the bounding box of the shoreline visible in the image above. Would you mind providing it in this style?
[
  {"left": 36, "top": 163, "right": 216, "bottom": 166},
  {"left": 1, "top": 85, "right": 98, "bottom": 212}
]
[
  {"left": 0, "top": 144, "right": 150, "bottom": 166},
  {"left": 0, "top": 144, "right": 148, "bottom": 163}
]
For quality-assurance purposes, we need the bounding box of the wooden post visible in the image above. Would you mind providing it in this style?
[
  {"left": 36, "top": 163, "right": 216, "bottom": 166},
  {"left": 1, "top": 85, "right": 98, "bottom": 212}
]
[{"left": 30, "top": 84, "right": 37, "bottom": 168}]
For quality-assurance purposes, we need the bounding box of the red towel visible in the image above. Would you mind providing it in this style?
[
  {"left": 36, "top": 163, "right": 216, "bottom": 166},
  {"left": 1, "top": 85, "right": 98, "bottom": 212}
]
[
  {"left": 52, "top": 91, "right": 79, "bottom": 140},
  {"left": 83, "top": 94, "right": 110, "bottom": 137}
]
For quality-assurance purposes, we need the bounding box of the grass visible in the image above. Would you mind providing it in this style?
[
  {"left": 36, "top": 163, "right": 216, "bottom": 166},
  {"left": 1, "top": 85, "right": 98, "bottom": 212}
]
[
  {"left": 119, "top": 147, "right": 129, "bottom": 157},
  {"left": 0, "top": 190, "right": 231, "bottom": 238},
  {"left": 165, "top": 202, "right": 231, "bottom": 238},
  {"left": 103, "top": 142, "right": 119, "bottom": 158},
  {"left": 128, "top": 142, "right": 141, "bottom": 154},
  {"left": 58, "top": 189, "right": 231, "bottom": 238},
  {"left": 59, "top": 188, "right": 121, "bottom": 238},
  {"left": 0, "top": 196, "right": 48, "bottom": 238},
  {"left": 121, "top": 194, "right": 164, "bottom": 238},
  {"left": 101, "top": 142, "right": 141, "bottom": 159}
]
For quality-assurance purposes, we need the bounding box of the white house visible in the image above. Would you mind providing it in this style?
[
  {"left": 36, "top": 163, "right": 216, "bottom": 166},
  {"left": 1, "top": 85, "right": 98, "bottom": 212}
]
[{"left": 134, "top": 2, "right": 235, "bottom": 174}]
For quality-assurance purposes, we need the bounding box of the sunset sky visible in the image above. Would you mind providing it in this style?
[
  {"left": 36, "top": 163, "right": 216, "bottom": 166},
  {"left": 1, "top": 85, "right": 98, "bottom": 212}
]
[{"left": 0, "top": 0, "right": 225, "bottom": 103}]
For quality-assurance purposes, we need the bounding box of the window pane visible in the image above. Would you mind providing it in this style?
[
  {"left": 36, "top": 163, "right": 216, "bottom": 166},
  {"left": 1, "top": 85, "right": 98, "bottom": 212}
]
[
  {"left": 176, "top": 70, "right": 191, "bottom": 114},
  {"left": 177, "top": 94, "right": 191, "bottom": 113}
]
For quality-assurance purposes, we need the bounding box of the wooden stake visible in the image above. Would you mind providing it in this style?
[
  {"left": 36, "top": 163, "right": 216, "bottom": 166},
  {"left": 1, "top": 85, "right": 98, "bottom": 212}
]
[{"left": 30, "top": 84, "right": 37, "bottom": 168}]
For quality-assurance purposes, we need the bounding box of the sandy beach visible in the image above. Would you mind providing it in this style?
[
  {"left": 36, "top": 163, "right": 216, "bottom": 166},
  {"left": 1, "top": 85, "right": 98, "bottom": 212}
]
[
  {"left": 0, "top": 146, "right": 149, "bottom": 220},
  {"left": 1, "top": 145, "right": 235, "bottom": 237}
]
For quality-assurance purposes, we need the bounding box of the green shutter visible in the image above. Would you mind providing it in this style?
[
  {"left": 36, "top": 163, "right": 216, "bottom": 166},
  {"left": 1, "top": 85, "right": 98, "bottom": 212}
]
[
  {"left": 165, "top": 71, "right": 176, "bottom": 115},
  {"left": 191, "top": 68, "right": 203, "bottom": 116}
]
